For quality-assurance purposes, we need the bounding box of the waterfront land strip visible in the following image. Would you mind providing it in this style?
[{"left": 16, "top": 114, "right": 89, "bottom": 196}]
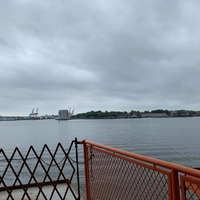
[{"left": 1, "top": 109, "right": 200, "bottom": 121}]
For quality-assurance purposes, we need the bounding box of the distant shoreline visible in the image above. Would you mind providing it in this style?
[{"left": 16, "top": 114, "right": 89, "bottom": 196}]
[
  {"left": 1, "top": 115, "right": 200, "bottom": 122},
  {"left": 1, "top": 109, "right": 200, "bottom": 121},
  {"left": 72, "top": 109, "right": 200, "bottom": 120}
]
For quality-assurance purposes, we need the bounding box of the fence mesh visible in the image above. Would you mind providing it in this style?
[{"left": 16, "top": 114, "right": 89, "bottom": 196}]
[
  {"left": 85, "top": 145, "right": 172, "bottom": 200},
  {"left": 181, "top": 175, "right": 200, "bottom": 200},
  {"left": 0, "top": 142, "right": 78, "bottom": 200}
]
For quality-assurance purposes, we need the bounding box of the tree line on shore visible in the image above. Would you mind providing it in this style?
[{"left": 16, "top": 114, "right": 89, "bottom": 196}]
[{"left": 72, "top": 109, "right": 200, "bottom": 119}]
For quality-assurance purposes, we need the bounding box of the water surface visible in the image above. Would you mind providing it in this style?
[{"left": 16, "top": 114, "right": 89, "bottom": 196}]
[{"left": 1, "top": 117, "right": 200, "bottom": 190}]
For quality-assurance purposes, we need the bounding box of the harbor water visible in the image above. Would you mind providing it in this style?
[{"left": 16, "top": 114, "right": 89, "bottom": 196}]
[{"left": 0, "top": 117, "right": 200, "bottom": 191}]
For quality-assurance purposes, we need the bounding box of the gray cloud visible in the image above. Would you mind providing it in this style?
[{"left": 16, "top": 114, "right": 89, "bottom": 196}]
[{"left": 1, "top": 0, "right": 200, "bottom": 115}]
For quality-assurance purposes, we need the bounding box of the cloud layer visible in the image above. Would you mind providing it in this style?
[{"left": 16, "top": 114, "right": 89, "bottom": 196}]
[{"left": 1, "top": 0, "right": 200, "bottom": 115}]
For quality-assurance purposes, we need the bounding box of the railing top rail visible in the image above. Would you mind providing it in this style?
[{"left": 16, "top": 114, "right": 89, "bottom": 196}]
[{"left": 82, "top": 140, "right": 200, "bottom": 179}]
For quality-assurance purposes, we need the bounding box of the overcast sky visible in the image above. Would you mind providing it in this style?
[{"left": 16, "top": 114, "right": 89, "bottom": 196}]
[{"left": 1, "top": 0, "right": 200, "bottom": 116}]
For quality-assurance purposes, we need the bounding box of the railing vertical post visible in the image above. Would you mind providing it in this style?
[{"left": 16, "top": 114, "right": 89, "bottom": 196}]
[
  {"left": 83, "top": 140, "right": 90, "bottom": 200},
  {"left": 75, "top": 138, "right": 81, "bottom": 200},
  {"left": 180, "top": 176, "right": 186, "bottom": 200},
  {"left": 171, "top": 169, "right": 180, "bottom": 200}
]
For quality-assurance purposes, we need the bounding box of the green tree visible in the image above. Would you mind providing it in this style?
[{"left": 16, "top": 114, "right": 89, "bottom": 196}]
[{"left": 136, "top": 111, "right": 141, "bottom": 118}]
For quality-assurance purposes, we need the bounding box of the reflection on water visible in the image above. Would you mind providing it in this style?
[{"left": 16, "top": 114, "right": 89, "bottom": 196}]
[{"left": 0, "top": 117, "right": 200, "bottom": 190}]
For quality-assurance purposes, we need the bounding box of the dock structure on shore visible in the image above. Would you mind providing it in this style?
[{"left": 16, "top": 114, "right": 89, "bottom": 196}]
[
  {"left": 58, "top": 109, "right": 69, "bottom": 120},
  {"left": 57, "top": 109, "right": 74, "bottom": 120},
  {"left": 29, "top": 108, "right": 40, "bottom": 119},
  {"left": 0, "top": 138, "right": 200, "bottom": 199}
]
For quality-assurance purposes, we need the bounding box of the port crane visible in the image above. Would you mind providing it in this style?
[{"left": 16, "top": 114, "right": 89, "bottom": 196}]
[{"left": 29, "top": 108, "right": 39, "bottom": 119}]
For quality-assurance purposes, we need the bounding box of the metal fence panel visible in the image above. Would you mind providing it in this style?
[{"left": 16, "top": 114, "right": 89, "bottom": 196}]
[
  {"left": 0, "top": 140, "right": 80, "bottom": 200},
  {"left": 84, "top": 143, "right": 172, "bottom": 200},
  {"left": 181, "top": 175, "right": 200, "bottom": 200},
  {"left": 83, "top": 140, "right": 200, "bottom": 200}
]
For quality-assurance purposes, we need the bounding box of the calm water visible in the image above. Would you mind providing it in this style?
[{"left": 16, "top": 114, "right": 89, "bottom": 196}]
[{"left": 0, "top": 117, "right": 200, "bottom": 190}]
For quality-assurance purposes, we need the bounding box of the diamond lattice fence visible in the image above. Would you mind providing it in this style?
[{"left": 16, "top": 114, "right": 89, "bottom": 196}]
[
  {"left": 181, "top": 175, "right": 200, "bottom": 200},
  {"left": 0, "top": 142, "right": 77, "bottom": 200},
  {"left": 85, "top": 145, "right": 172, "bottom": 200}
]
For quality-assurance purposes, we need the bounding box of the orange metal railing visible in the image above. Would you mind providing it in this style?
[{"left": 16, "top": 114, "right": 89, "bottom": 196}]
[{"left": 83, "top": 140, "right": 200, "bottom": 200}]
